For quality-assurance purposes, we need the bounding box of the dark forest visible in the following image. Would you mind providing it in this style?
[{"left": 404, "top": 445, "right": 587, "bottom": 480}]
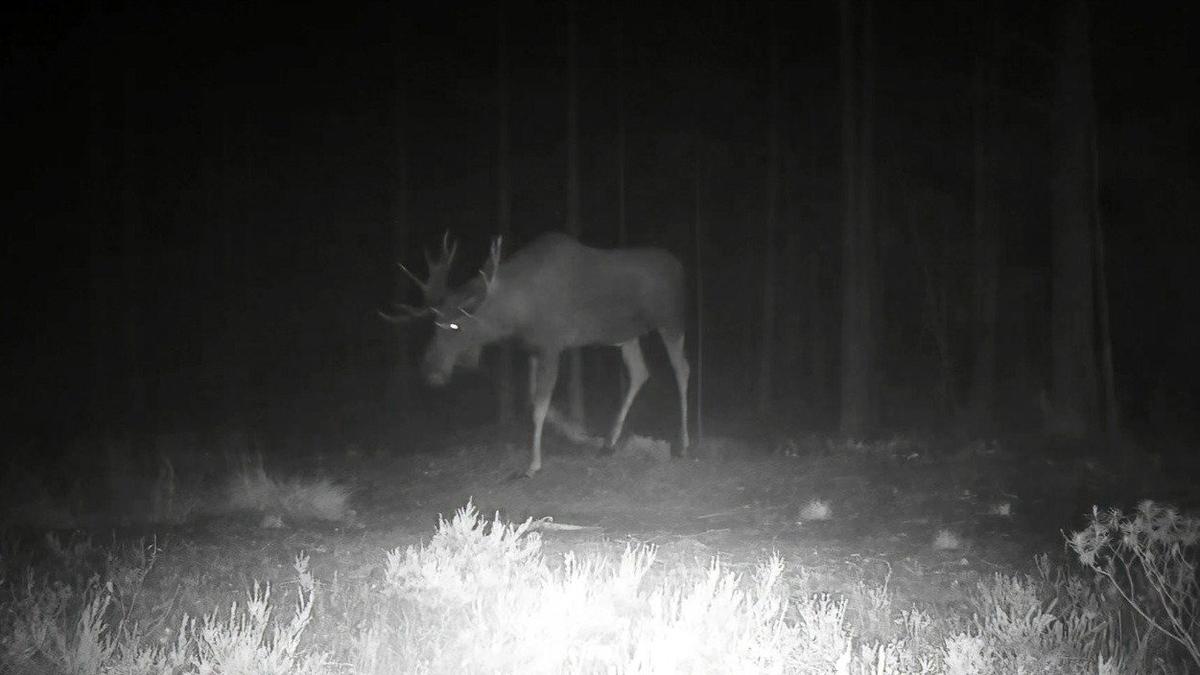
[
  {"left": 2, "top": 1, "right": 1200, "bottom": 672},
  {"left": 4, "top": 1, "right": 1196, "bottom": 450}
]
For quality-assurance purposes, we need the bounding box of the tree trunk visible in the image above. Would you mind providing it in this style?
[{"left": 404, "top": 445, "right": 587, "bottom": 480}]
[
  {"left": 840, "top": 0, "right": 877, "bottom": 437},
  {"left": 120, "top": 66, "right": 146, "bottom": 438},
  {"left": 495, "top": 0, "right": 516, "bottom": 425},
  {"left": 564, "top": 0, "right": 586, "bottom": 426},
  {"left": 969, "top": 3, "right": 999, "bottom": 429},
  {"left": 838, "top": 0, "right": 859, "bottom": 435},
  {"left": 87, "top": 6, "right": 114, "bottom": 433},
  {"left": 613, "top": 0, "right": 629, "bottom": 415},
  {"left": 1049, "top": 0, "right": 1100, "bottom": 437},
  {"left": 805, "top": 105, "right": 829, "bottom": 415},
  {"left": 218, "top": 108, "right": 247, "bottom": 431},
  {"left": 858, "top": 0, "right": 877, "bottom": 428},
  {"left": 693, "top": 133, "right": 705, "bottom": 446},
  {"left": 781, "top": 233, "right": 804, "bottom": 396},
  {"left": 385, "top": 11, "right": 414, "bottom": 420},
  {"left": 757, "top": 3, "right": 779, "bottom": 417},
  {"left": 806, "top": 250, "right": 829, "bottom": 411},
  {"left": 615, "top": 2, "right": 627, "bottom": 248},
  {"left": 1091, "top": 111, "right": 1120, "bottom": 447}
]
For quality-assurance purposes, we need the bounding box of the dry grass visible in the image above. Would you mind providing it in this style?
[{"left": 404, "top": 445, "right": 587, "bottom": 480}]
[
  {"left": 1, "top": 430, "right": 1196, "bottom": 673},
  {"left": 7, "top": 497, "right": 1191, "bottom": 673},
  {"left": 224, "top": 454, "right": 355, "bottom": 525}
]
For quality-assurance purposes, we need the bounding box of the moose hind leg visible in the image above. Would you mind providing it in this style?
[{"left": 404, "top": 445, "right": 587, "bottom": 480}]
[
  {"left": 661, "top": 331, "right": 690, "bottom": 457},
  {"left": 526, "top": 352, "right": 560, "bottom": 477},
  {"left": 604, "top": 339, "right": 649, "bottom": 454}
]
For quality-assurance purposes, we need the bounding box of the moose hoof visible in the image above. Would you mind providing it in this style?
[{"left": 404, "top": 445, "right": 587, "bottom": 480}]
[
  {"left": 511, "top": 463, "right": 541, "bottom": 480},
  {"left": 596, "top": 444, "right": 617, "bottom": 457}
]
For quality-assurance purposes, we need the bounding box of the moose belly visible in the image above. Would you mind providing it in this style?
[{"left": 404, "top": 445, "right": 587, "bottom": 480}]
[{"left": 563, "top": 312, "right": 650, "bottom": 346}]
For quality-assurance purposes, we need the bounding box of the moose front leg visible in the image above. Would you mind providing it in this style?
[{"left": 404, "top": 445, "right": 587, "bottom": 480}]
[
  {"left": 661, "top": 331, "right": 690, "bottom": 457},
  {"left": 602, "top": 339, "right": 649, "bottom": 453},
  {"left": 525, "top": 350, "right": 561, "bottom": 477}
]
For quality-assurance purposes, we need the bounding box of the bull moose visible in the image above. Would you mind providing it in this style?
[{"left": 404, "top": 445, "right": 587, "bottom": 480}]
[{"left": 381, "top": 232, "right": 690, "bottom": 477}]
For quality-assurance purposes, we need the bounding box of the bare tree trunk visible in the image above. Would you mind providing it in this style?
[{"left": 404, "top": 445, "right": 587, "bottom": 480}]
[
  {"left": 613, "top": 0, "right": 629, "bottom": 413},
  {"left": 806, "top": 104, "right": 829, "bottom": 412},
  {"left": 693, "top": 133, "right": 705, "bottom": 447},
  {"left": 385, "top": 10, "right": 414, "bottom": 420},
  {"left": 859, "top": 0, "right": 877, "bottom": 427},
  {"left": 910, "top": 209, "right": 955, "bottom": 417},
  {"left": 216, "top": 107, "right": 236, "bottom": 429},
  {"left": 840, "top": 0, "right": 877, "bottom": 437},
  {"left": 120, "top": 66, "right": 146, "bottom": 439},
  {"left": 806, "top": 250, "right": 829, "bottom": 409},
  {"left": 196, "top": 93, "right": 228, "bottom": 431},
  {"left": 781, "top": 233, "right": 803, "bottom": 395},
  {"left": 838, "top": 0, "right": 860, "bottom": 435},
  {"left": 87, "top": 4, "right": 113, "bottom": 433},
  {"left": 758, "top": 3, "right": 779, "bottom": 417},
  {"left": 239, "top": 109, "right": 263, "bottom": 429},
  {"left": 495, "top": 0, "right": 516, "bottom": 425},
  {"left": 615, "top": 1, "right": 627, "bottom": 248},
  {"left": 1092, "top": 129, "right": 1120, "bottom": 447},
  {"left": 969, "top": 3, "right": 999, "bottom": 429},
  {"left": 1049, "top": 0, "right": 1100, "bottom": 437},
  {"left": 565, "top": 0, "right": 586, "bottom": 426}
]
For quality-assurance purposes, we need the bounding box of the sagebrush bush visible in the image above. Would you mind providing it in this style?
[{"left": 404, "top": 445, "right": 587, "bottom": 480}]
[
  {"left": 1069, "top": 500, "right": 1199, "bottom": 669},
  {"left": 9, "top": 498, "right": 1195, "bottom": 674},
  {"left": 381, "top": 501, "right": 851, "bottom": 673}
]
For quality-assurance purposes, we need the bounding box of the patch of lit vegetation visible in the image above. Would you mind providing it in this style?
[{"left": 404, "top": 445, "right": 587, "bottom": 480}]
[{"left": 1, "top": 500, "right": 1196, "bottom": 673}]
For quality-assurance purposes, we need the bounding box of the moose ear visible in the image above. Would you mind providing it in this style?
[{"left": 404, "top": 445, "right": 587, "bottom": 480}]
[{"left": 458, "top": 290, "right": 487, "bottom": 316}]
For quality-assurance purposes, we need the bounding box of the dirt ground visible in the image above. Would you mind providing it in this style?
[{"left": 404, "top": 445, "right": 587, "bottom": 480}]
[
  {"left": 10, "top": 414, "right": 1197, "bottom": 665},
  {"left": 157, "top": 421, "right": 1191, "bottom": 646}
]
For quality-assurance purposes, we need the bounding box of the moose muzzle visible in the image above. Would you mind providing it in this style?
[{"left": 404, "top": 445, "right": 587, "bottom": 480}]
[{"left": 421, "top": 344, "right": 482, "bottom": 387}]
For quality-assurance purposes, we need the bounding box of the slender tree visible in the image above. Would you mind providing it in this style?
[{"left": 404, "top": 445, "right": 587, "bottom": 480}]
[
  {"left": 385, "top": 8, "right": 414, "bottom": 418},
  {"left": 860, "top": 0, "right": 877, "bottom": 418},
  {"left": 693, "top": 127, "right": 705, "bottom": 448},
  {"left": 839, "top": 0, "right": 878, "bottom": 436},
  {"left": 969, "top": 3, "right": 999, "bottom": 428},
  {"left": 781, "top": 232, "right": 803, "bottom": 394},
  {"left": 615, "top": 0, "right": 627, "bottom": 247},
  {"left": 564, "top": 0, "right": 586, "bottom": 426},
  {"left": 838, "top": 0, "right": 860, "bottom": 436},
  {"left": 1092, "top": 127, "right": 1120, "bottom": 447},
  {"left": 758, "top": 3, "right": 780, "bottom": 416},
  {"left": 805, "top": 104, "right": 830, "bottom": 412},
  {"left": 696, "top": 140, "right": 700, "bottom": 446},
  {"left": 495, "top": 0, "right": 516, "bottom": 424},
  {"left": 217, "top": 104, "right": 253, "bottom": 430},
  {"left": 120, "top": 62, "right": 146, "bottom": 437},
  {"left": 806, "top": 248, "right": 829, "bottom": 410},
  {"left": 1049, "top": 0, "right": 1100, "bottom": 436},
  {"left": 87, "top": 2, "right": 114, "bottom": 432},
  {"left": 612, "top": 0, "right": 630, "bottom": 414}
]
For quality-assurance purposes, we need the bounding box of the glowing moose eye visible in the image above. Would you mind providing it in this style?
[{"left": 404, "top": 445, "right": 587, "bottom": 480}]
[{"left": 448, "top": 322, "right": 460, "bottom": 331}]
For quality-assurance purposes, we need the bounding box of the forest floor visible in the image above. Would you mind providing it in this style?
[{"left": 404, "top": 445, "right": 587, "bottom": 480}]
[
  {"left": 3, "top": 417, "right": 1198, "bottom": 672},
  {"left": 344, "top": 423, "right": 1189, "bottom": 637}
]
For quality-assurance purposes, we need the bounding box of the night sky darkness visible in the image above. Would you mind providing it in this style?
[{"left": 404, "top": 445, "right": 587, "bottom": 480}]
[{"left": 2, "top": 1, "right": 1196, "bottom": 447}]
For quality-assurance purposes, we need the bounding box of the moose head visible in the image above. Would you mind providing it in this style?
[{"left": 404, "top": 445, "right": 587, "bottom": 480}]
[{"left": 381, "top": 235, "right": 506, "bottom": 386}]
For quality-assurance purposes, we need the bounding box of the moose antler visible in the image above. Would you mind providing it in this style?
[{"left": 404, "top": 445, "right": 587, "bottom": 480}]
[
  {"left": 380, "top": 231, "right": 459, "bottom": 323},
  {"left": 458, "top": 236, "right": 504, "bottom": 318},
  {"left": 479, "top": 236, "right": 502, "bottom": 295},
  {"left": 377, "top": 302, "right": 439, "bottom": 323},
  {"left": 396, "top": 231, "right": 458, "bottom": 305}
]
